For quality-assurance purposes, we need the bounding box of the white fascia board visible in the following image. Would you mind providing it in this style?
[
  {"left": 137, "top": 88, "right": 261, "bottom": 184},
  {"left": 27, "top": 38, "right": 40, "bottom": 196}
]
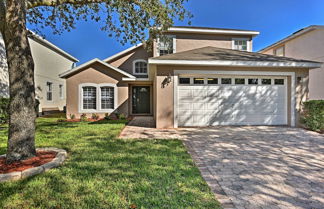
[
  {"left": 28, "top": 31, "right": 79, "bottom": 62},
  {"left": 167, "top": 27, "right": 260, "bottom": 36},
  {"left": 59, "top": 58, "right": 135, "bottom": 78},
  {"left": 122, "top": 77, "right": 151, "bottom": 81},
  {"left": 103, "top": 43, "right": 143, "bottom": 62},
  {"left": 148, "top": 59, "right": 322, "bottom": 68}
]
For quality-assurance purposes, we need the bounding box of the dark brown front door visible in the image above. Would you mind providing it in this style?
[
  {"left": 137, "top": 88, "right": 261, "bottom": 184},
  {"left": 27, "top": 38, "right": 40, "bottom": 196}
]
[{"left": 132, "top": 86, "right": 150, "bottom": 114}]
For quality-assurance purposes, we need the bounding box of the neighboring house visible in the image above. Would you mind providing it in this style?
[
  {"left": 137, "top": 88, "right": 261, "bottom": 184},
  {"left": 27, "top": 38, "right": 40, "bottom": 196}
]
[
  {"left": 0, "top": 32, "right": 79, "bottom": 113},
  {"left": 259, "top": 25, "right": 324, "bottom": 100},
  {"left": 60, "top": 26, "right": 321, "bottom": 128}
]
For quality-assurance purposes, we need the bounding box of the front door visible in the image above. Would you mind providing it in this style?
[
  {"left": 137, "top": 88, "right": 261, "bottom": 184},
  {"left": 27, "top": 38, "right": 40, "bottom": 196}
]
[{"left": 132, "top": 86, "right": 151, "bottom": 114}]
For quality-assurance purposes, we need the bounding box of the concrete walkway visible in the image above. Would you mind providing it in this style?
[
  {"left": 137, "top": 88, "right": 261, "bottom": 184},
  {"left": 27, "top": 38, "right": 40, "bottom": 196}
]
[
  {"left": 119, "top": 118, "right": 324, "bottom": 209},
  {"left": 119, "top": 116, "right": 182, "bottom": 139}
]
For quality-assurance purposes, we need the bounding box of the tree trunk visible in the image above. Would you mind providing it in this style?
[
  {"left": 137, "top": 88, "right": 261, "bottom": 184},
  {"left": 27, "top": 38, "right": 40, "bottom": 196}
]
[{"left": 3, "top": 0, "right": 37, "bottom": 163}]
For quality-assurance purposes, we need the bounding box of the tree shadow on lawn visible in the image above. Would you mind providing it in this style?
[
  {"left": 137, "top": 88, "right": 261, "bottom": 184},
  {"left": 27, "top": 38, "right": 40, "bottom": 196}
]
[
  {"left": 0, "top": 120, "right": 220, "bottom": 208},
  {"left": 0, "top": 138, "right": 220, "bottom": 208}
]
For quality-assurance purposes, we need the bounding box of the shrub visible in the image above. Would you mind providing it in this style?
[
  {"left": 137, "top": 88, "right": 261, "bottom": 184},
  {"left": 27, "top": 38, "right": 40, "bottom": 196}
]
[
  {"left": 91, "top": 113, "right": 99, "bottom": 120},
  {"left": 301, "top": 100, "right": 324, "bottom": 132},
  {"left": 104, "top": 113, "right": 110, "bottom": 120},
  {"left": 69, "top": 114, "right": 75, "bottom": 120},
  {"left": 80, "top": 113, "right": 88, "bottom": 122},
  {"left": 0, "top": 97, "right": 9, "bottom": 124},
  {"left": 119, "top": 113, "right": 126, "bottom": 120}
]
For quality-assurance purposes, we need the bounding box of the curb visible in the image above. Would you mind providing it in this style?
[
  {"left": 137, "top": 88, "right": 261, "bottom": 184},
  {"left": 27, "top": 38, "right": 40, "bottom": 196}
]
[{"left": 0, "top": 148, "right": 67, "bottom": 183}]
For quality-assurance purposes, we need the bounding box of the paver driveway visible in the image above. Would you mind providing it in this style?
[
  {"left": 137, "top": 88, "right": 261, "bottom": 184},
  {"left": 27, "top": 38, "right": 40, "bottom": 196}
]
[{"left": 181, "top": 126, "right": 324, "bottom": 209}]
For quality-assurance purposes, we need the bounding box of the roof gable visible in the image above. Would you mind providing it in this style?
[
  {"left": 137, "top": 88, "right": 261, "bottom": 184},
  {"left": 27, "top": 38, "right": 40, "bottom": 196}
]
[
  {"left": 259, "top": 25, "right": 324, "bottom": 53},
  {"left": 59, "top": 58, "right": 135, "bottom": 78}
]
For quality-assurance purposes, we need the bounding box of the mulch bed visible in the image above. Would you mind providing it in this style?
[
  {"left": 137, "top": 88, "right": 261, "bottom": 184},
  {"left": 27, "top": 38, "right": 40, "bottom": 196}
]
[{"left": 0, "top": 151, "right": 57, "bottom": 174}]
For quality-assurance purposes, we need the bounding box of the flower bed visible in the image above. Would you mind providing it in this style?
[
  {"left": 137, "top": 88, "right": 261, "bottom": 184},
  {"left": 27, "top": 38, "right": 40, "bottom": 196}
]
[{"left": 0, "top": 148, "right": 67, "bottom": 182}]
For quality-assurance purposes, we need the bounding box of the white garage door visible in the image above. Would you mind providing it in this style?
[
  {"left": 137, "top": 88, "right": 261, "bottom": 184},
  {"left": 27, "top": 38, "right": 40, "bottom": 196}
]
[{"left": 177, "top": 76, "right": 287, "bottom": 126}]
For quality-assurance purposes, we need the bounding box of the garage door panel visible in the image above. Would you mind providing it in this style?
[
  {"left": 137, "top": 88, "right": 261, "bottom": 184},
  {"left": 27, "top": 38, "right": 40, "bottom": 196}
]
[{"left": 177, "top": 76, "right": 287, "bottom": 126}]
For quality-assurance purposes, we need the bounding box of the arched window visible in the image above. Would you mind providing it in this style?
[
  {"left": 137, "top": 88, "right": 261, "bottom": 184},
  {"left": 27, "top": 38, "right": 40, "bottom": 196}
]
[{"left": 133, "top": 60, "right": 148, "bottom": 75}]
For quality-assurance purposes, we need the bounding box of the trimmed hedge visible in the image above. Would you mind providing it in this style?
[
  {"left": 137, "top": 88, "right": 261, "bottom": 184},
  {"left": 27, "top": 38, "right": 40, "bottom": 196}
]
[
  {"left": 0, "top": 97, "right": 9, "bottom": 124},
  {"left": 302, "top": 100, "right": 324, "bottom": 132}
]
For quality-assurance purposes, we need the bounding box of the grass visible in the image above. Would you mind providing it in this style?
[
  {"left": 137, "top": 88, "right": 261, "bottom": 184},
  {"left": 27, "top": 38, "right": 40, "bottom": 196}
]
[{"left": 0, "top": 116, "right": 220, "bottom": 209}]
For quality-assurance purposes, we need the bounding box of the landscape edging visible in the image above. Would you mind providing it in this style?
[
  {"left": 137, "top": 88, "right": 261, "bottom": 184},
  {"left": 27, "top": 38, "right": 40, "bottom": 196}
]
[{"left": 0, "top": 148, "right": 67, "bottom": 183}]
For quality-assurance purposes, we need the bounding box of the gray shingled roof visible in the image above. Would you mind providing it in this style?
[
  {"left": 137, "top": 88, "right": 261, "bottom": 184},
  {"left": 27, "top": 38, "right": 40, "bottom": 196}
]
[{"left": 150, "top": 46, "right": 321, "bottom": 64}]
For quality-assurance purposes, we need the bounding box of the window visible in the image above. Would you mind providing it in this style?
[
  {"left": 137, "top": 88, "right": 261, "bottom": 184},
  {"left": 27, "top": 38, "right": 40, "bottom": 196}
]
[
  {"left": 274, "top": 79, "right": 284, "bottom": 85},
  {"left": 46, "top": 82, "right": 52, "bottom": 101},
  {"left": 59, "top": 84, "right": 63, "bottom": 99},
  {"left": 235, "top": 78, "right": 245, "bottom": 85},
  {"left": 193, "top": 78, "right": 204, "bottom": 84},
  {"left": 80, "top": 83, "right": 117, "bottom": 112},
  {"left": 179, "top": 78, "right": 190, "bottom": 84},
  {"left": 158, "top": 35, "right": 174, "bottom": 56},
  {"left": 207, "top": 78, "right": 218, "bottom": 84},
  {"left": 82, "top": 86, "right": 97, "bottom": 109},
  {"left": 233, "top": 39, "right": 248, "bottom": 51},
  {"left": 101, "top": 87, "right": 114, "bottom": 109},
  {"left": 261, "top": 79, "right": 271, "bottom": 85},
  {"left": 248, "top": 78, "right": 258, "bottom": 85},
  {"left": 133, "top": 60, "right": 148, "bottom": 75},
  {"left": 221, "top": 78, "right": 232, "bottom": 84},
  {"left": 274, "top": 46, "right": 284, "bottom": 56}
]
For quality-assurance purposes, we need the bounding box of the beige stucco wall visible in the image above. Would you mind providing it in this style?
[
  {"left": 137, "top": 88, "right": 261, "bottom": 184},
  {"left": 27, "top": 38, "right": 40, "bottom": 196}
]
[
  {"left": 0, "top": 34, "right": 76, "bottom": 111},
  {"left": 154, "top": 65, "right": 309, "bottom": 128},
  {"left": 153, "top": 33, "right": 253, "bottom": 57},
  {"left": 108, "top": 46, "right": 152, "bottom": 77},
  {"left": 65, "top": 63, "right": 129, "bottom": 119},
  {"left": 261, "top": 29, "right": 324, "bottom": 100}
]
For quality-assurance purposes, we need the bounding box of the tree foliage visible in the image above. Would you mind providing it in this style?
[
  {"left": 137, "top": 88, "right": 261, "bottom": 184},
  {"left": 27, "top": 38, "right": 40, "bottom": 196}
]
[
  {"left": 0, "top": 0, "right": 191, "bottom": 162},
  {"left": 27, "top": 0, "right": 192, "bottom": 44}
]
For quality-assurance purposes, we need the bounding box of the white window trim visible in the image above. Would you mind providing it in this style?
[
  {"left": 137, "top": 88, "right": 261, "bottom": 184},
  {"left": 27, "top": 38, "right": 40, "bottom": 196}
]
[
  {"left": 133, "top": 59, "right": 148, "bottom": 75},
  {"left": 156, "top": 35, "right": 176, "bottom": 56},
  {"left": 79, "top": 83, "right": 118, "bottom": 113},
  {"left": 232, "top": 38, "right": 250, "bottom": 52},
  {"left": 46, "top": 81, "right": 53, "bottom": 102},
  {"left": 173, "top": 70, "right": 295, "bottom": 128},
  {"left": 274, "top": 46, "right": 285, "bottom": 56}
]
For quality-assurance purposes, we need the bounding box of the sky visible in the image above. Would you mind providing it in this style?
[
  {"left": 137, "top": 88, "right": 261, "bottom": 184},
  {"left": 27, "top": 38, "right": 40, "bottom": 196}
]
[{"left": 36, "top": 0, "right": 324, "bottom": 65}]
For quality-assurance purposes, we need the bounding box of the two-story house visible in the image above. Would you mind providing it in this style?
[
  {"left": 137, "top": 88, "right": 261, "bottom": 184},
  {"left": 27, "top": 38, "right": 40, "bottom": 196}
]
[
  {"left": 259, "top": 25, "right": 324, "bottom": 100},
  {"left": 59, "top": 26, "right": 321, "bottom": 128},
  {"left": 0, "top": 32, "right": 78, "bottom": 114}
]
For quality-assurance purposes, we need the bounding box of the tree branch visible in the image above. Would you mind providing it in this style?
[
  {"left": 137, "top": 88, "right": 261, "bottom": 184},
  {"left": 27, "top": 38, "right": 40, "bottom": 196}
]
[{"left": 27, "top": 0, "right": 106, "bottom": 9}]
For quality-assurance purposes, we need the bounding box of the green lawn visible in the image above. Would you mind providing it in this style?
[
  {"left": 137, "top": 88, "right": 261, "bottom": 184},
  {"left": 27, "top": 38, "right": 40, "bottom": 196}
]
[{"left": 0, "top": 116, "right": 220, "bottom": 209}]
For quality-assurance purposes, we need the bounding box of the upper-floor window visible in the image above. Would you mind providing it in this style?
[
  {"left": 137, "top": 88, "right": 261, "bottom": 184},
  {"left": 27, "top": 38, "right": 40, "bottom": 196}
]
[
  {"left": 46, "top": 82, "right": 52, "bottom": 101},
  {"left": 133, "top": 60, "right": 148, "bottom": 75},
  {"left": 157, "top": 35, "right": 175, "bottom": 56},
  {"left": 274, "top": 46, "right": 285, "bottom": 56},
  {"left": 233, "top": 38, "right": 249, "bottom": 51}
]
